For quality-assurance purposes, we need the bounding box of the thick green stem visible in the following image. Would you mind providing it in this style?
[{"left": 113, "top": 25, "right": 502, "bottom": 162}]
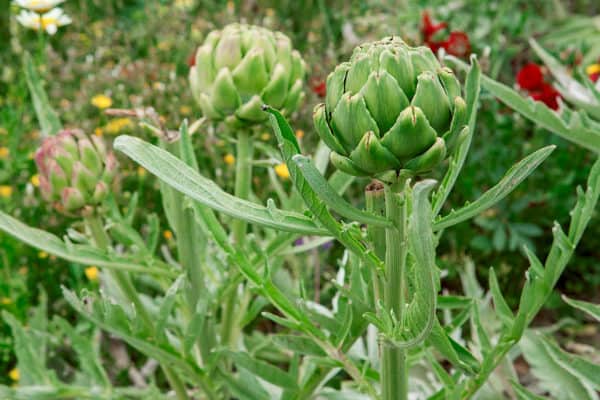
[
  {"left": 221, "top": 130, "right": 254, "bottom": 349},
  {"left": 365, "top": 181, "right": 386, "bottom": 306},
  {"left": 85, "top": 215, "right": 189, "bottom": 400},
  {"left": 382, "top": 186, "right": 409, "bottom": 400}
]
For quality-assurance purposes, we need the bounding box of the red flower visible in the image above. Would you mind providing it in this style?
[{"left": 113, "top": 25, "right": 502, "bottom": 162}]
[
  {"left": 529, "top": 83, "right": 561, "bottom": 110},
  {"left": 421, "top": 11, "right": 447, "bottom": 41},
  {"left": 516, "top": 63, "right": 544, "bottom": 91},
  {"left": 590, "top": 72, "right": 600, "bottom": 83},
  {"left": 187, "top": 49, "right": 197, "bottom": 67},
  {"left": 442, "top": 31, "right": 471, "bottom": 57},
  {"left": 310, "top": 79, "right": 326, "bottom": 98}
]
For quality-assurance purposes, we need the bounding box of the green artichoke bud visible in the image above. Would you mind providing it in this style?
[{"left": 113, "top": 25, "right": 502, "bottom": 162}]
[
  {"left": 35, "top": 129, "right": 118, "bottom": 215},
  {"left": 189, "top": 23, "right": 307, "bottom": 128},
  {"left": 314, "top": 37, "right": 468, "bottom": 177}
]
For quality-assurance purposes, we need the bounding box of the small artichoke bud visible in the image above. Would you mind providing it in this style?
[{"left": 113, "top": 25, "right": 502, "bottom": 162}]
[
  {"left": 314, "top": 37, "right": 469, "bottom": 177},
  {"left": 189, "top": 23, "right": 307, "bottom": 128},
  {"left": 35, "top": 129, "right": 118, "bottom": 216}
]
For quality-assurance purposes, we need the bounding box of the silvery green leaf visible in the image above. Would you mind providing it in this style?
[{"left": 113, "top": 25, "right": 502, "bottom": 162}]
[
  {"left": 434, "top": 146, "right": 555, "bottom": 231},
  {"left": 521, "top": 331, "right": 598, "bottom": 400},
  {"left": 23, "top": 52, "right": 62, "bottom": 137},
  {"left": 0, "top": 211, "right": 176, "bottom": 277},
  {"left": 227, "top": 351, "right": 298, "bottom": 389},
  {"left": 562, "top": 296, "right": 600, "bottom": 322},
  {"left": 114, "top": 135, "right": 328, "bottom": 236}
]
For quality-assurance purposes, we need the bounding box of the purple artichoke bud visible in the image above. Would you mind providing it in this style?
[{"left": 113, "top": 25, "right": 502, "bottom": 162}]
[{"left": 35, "top": 129, "right": 119, "bottom": 215}]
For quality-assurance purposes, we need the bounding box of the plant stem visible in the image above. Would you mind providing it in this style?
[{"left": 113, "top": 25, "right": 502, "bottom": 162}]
[
  {"left": 85, "top": 215, "right": 189, "bottom": 400},
  {"left": 221, "top": 130, "right": 254, "bottom": 349},
  {"left": 382, "top": 186, "right": 409, "bottom": 400},
  {"left": 365, "top": 181, "right": 386, "bottom": 306}
]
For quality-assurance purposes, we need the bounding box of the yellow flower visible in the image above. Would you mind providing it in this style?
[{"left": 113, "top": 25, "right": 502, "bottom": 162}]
[
  {"left": 137, "top": 166, "right": 147, "bottom": 177},
  {"left": 163, "top": 230, "right": 173, "bottom": 240},
  {"left": 0, "top": 147, "right": 9, "bottom": 159},
  {"left": 9, "top": 368, "right": 19, "bottom": 382},
  {"left": 260, "top": 132, "right": 271, "bottom": 141},
  {"left": 104, "top": 118, "right": 133, "bottom": 135},
  {"left": 274, "top": 163, "right": 290, "bottom": 180},
  {"left": 94, "top": 127, "right": 104, "bottom": 137},
  {"left": 84, "top": 266, "right": 99, "bottom": 281},
  {"left": 586, "top": 64, "right": 600, "bottom": 76},
  {"left": 1, "top": 297, "right": 12, "bottom": 305},
  {"left": 0, "top": 127, "right": 7, "bottom": 135},
  {"left": 0, "top": 185, "right": 12, "bottom": 198},
  {"left": 91, "top": 94, "right": 113, "bottom": 109},
  {"left": 295, "top": 129, "right": 305, "bottom": 139},
  {"left": 224, "top": 154, "right": 235, "bottom": 165},
  {"left": 30, "top": 174, "right": 40, "bottom": 187},
  {"left": 179, "top": 105, "right": 192, "bottom": 115},
  {"left": 38, "top": 251, "right": 48, "bottom": 259}
]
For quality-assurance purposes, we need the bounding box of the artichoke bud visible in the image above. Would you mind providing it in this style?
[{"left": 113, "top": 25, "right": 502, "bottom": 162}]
[
  {"left": 61, "top": 187, "right": 86, "bottom": 212},
  {"left": 92, "top": 181, "right": 108, "bottom": 204},
  {"left": 35, "top": 129, "right": 118, "bottom": 216},
  {"left": 189, "top": 23, "right": 306, "bottom": 129},
  {"left": 48, "top": 161, "right": 68, "bottom": 196},
  {"left": 78, "top": 138, "right": 103, "bottom": 176},
  {"left": 314, "top": 37, "right": 468, "bottom": 177}
]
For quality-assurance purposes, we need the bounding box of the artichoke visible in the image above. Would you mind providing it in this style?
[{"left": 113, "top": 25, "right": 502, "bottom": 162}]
[
  {"left": 189, "top": 23, "right": 306, "bottom": 128},
  {"left": 314, "top": 37, "right": 468, "bottom": 177},
  {"left": 35, "top": 129, "right": 117, "bottom": 215}
]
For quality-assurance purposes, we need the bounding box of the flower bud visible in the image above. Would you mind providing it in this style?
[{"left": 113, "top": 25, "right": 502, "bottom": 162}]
[
  {"left": 35, "top": 129, "right": 118, "bottom": 216},
  {"left": 314, "top": 37, "right": 469, "bottom": 177},
  {"left": 189, "top": 23, "right": 307, "bottom": 129}
]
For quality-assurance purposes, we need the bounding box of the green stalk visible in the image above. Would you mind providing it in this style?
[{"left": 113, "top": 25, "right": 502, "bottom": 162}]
[
  {"left": 221, "top": 130, "right": 254, "bottom": 348},
  {"left": 85, "top": 215, "right": 190, "bottom": 400},
  {"left": 382, "top": 186, "right": 409, "bottom": 400},
  {"left": 365, "top": 181, "right": 386, "bottom": 306}
]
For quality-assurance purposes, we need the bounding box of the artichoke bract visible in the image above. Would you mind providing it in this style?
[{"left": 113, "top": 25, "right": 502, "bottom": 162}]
[
  {"left": 314, "top": 37, "right": 468, "bottom": 177},
  {"left": 35, "top": 129, "right": 117, "bottom": 215},
  {"left": 190, "top": 23, "right": 306, "bottom": 128}
]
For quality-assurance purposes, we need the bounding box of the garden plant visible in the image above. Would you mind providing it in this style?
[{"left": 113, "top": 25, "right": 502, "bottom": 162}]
[{"left": 1, "top": 1, "right": 600, "bottom": 400}]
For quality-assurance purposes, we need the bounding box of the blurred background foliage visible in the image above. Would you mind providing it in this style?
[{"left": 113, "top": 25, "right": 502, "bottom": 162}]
[{"left": 1, "top": 0, "right": 599, "bottom": 385}]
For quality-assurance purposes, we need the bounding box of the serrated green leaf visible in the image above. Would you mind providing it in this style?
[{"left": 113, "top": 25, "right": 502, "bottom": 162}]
[
  {"left": 292, "top": 154, "right": 391, "bottom": 227},
  {"left": 0, "top": 211, "right": 175, "bottom": 277},
  {"left": 488, "top": 268, "right": 513, "bottom": 326},
  {"left": 54, "top": 318, "right": 110, "bottom": 387},
  {"left": 434, "top": 146, "right": 555, "bottom": 230},
  {"left": 432, "top": 56, "right": 481, "bottom": 216},
  {"left": 2, "top": 312, "right": 52, "bottom": 385},
  {"left": 272, "top": 335, "right": 327, "bottom": 357},
  {"left": 265, "top": 106, "right": 384, "bottom": 273},
  {"left": 227, "top": 351, "right": 298, "bottom": 389},
  {"left": 114, "top": 135, "right": 328, "bottom": 236}
]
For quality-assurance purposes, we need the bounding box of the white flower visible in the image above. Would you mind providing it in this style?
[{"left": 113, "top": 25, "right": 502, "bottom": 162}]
[
  {"left": 16, "top": 8, "right": 71, "bottom": 35},
  {"left": 13, "top": 0, "right": 65, "bottom": 12}
]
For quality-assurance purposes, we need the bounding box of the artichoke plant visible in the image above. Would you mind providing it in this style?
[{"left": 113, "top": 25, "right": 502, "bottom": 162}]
[
  {"left": 314, "top": 37, "right": 468, "bottom": 177},
  {"left": 35, "top": 129, "right": 117, "bottom": 215},
  {"left": 189, "top": 23, "right": 306, "bottom": 128}
]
